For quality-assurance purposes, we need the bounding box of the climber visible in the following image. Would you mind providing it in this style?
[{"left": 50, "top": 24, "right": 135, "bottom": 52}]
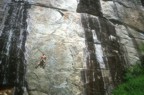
[{"left": 35, "top": 54, "right": 47, "bottom": 69}]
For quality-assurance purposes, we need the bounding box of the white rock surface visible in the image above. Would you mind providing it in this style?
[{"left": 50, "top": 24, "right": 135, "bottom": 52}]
[
  {"left": 115, "top": 25, "right": 140, "bottom": 64},
  {"left": 100, "top": 0, "right": 118, "bottom": 20},
  {"left": 28, "top": 0, "right": 78, "bottom": 11},
  {"left": 100, "top": 0, "right": 144, "bottom": 31},
  {"left": 25, "top": 5, "right": 85, "bottom": 95}
]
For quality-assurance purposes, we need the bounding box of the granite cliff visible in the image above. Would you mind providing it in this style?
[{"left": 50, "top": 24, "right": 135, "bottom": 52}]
[{"left": 0, "top": 0, "right": 144, "bottom": 95}]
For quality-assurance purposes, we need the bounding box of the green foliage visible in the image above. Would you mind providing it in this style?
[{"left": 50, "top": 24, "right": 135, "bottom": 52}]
[
  {"left": 139, "top": 43, "right": 144, "bottom": 52},
  {"left": 112, "top": 75, "right": 144, "bottom": 95},
  {"left": 112, "top": 43, "right": 144, "bottom": 95},
  {"left": 112, "top": 63, "right": 144, "bottom": 95},
  {"left": 124, "top": 64, "right": 144, "bottom": 81}
]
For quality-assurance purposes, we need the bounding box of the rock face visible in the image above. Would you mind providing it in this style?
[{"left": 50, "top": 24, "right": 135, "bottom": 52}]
[
  {"left": 0, "top": 87, "right": 14, "bottom": 95},
  {"left": 0, "top": 1, "right": 29, "bottom": 94},
  {"left": 101, "top": 0, "right": 144, "bottom": 31},
  {"left": 25, "top": 0, "right": 144, "bottom": 95},
  {"left": 100, "top": 0, "right": 144, "bottom": 65},
  {"left": 0, "top": 0, "right": 144, "bottom": 95},
  {"left": 25, "top": 3, "right": 85, "bottom": 95}
]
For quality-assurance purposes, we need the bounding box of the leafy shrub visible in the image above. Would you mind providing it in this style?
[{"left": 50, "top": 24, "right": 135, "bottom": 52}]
[
  {"left": 139, "top": 43, "right": 144, "bottom": 52},
  {"left": 112, "top": 63, "right": 144, "bottom": 95},
  {"left": 124, "top": 63, "right": 144, "bottom": 81}
]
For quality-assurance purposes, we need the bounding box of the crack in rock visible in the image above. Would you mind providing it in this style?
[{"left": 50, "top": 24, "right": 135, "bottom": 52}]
[{"left": 31, "top": 3, "right": 68, "bottom": 11}]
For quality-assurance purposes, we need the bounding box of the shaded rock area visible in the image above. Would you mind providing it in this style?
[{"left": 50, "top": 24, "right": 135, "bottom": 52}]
[
  {"left": 0, "top": 0, "right": 4, "bottom": 24},
  {"left": 0, "top": 0, "right": 30, "bottom": 95},
  {"left": 0, "top": 87, "right": 14, "bottom": 95},
  {"left": 77, "top": 0, "right": 102, "bottom": 16},
  {"left": 80, "top": 14, "right": 126, "bottom": 95}
]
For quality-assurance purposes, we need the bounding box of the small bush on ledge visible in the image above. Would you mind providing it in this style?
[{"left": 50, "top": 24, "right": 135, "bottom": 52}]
[{"left": 112, "top": 63, "right": 144, "bottom": 95}]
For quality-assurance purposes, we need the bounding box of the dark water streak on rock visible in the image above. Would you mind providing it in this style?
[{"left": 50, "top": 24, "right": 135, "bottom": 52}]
[
  {"left": 0, "top": 1, "right": 30, "bottom": 95},
  {"left": 77, "top": 0, "right": 102, "bottom": 16},
  {"left": 81, "top": 14, "right": 105, "bottom": 95},
  {"left": 80, "top": 14, "right": 127, "bottom": 95},
  {"left": 99, "top": 18, "right": 126, "bottom": 86}
]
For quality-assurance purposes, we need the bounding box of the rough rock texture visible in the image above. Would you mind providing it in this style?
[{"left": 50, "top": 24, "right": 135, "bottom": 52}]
[
  {"left": 0, "top": 1, "right": 29, "bottom": 92},
  {"left": 115, "top": 25, "right": 140, "bottom": 65},
  {"left": 27, "top": 0, "right": 78, "bottom": 11},
  {"left": 101, "top": 0, "right": 144, "bottom": 31},
  {"left": 25, "top": 0, "right": 144, "bottom": 94},
  {"left": 25, "top": 2, "right": 85, "bottom": 95},
  {"left": 0, "top": 0, "right": 144, "bottom": 95},
  {"left": 77, "top": 0, "right": 102, "bottom": 16},
  {"left": 0, "top": 87, "right": 14, "bottom": 95},
  {"left": 0, "top": 0, "right": 6, "bottom": 25},
  {"left": 0, "top": 1, "right": 3, "bottom": 23},
  {"left": 80, "top": 14, "right": 126, "bottom": 95},
  {"left": 100, "top": 0, "right": 144, "bottom": 65}
]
